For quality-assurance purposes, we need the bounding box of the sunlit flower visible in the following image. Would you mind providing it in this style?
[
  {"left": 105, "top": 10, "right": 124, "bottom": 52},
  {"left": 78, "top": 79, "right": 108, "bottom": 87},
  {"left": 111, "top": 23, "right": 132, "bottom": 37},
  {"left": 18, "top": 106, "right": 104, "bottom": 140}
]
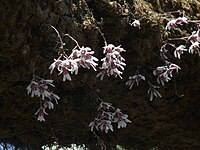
[
  {"left": 131, "top": 20, "right": 141, "bottom": 29},
  {"left": 188, "top": 30, "right": 200, "bottom": 43},
  {"left": 174, "top": 45, "right": 187, "bottom": 59},
  {"left": 70, "top": 46, "right": 98, "bottom": 71},
  {"left": 189, "top": 41, "right": 200, "bottom": 54},
  {"left": 165, "top": 19, "right": 177, "bottom": 30},
  {"left": 167, "top": 63, "right": 181, "bottom": 77},
  {"left": 165, "top": 17, "right": 188, "bottom": 30},
  {"left": 49, "top": 57, "right": 63, "bottom": 74},
  {"left": 97, "top": 44, "right": 126, "bottom": 80}
]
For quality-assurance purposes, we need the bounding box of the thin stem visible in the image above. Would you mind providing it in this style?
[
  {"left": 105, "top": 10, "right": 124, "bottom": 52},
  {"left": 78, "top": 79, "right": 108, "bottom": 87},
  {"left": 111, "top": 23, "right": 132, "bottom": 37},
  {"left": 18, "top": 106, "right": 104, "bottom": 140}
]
[
  {"left": 188, "top": 20, "right": 200, "bottom": 23},
  {"left": 94, "top": 26, "right": 107, "bottom": 46},
  {"left": 159, "top": 10, "right": 183, "bottom": 16},
  {"left": 51, "top": 25, "right": 65, "bottom": 50},
  {"left": 64, "top": 34, "right": 81, "bottom": 49},
  {"left": 167, "top": 37, "right": 188, "bottom": 41}
]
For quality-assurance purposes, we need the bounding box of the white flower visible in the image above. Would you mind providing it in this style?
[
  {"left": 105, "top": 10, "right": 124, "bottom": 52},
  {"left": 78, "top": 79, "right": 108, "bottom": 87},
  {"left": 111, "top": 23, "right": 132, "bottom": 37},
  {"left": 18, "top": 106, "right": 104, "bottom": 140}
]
[
  {"left": 165, "top": 19, "right": 177, "bottom": 30},
  {"left": 174, "top": 45, "right": 187, "bottom": 59},
  {"left": 49, "top": 58, "right": 63, "bottom": 74},
  {"left": 35, "top": 107, "right": 48, "bottom": 122},
  {"left": 148, "top": 82, "right": 162, "bottom": 101},
  {"left": 165, "top": 17, "right": 188, "bottom": 30},
  {"left": 175, "top": 17, "right": 188, "bottom": 25},
  {"left": 98, "top": 44, "right": 126, "bottom": 80},
  {"left": 189, "top": 42, "right": 200, "bottom": 54},
  {"left": 113, "top": 109, "right": 132, "bottom": 129},
  {"left": 44, "top": 101, "right": 54, "bottom": 109},
  {"left": 131, "top": 20, "right": 141, "bottom": 29},
  {"left": 98, "top": 120, "right": 113, "bottom": 133},
  {"left": 188, "top": 30, "right": 200, "bottom": 43},
  {"left": 103, "top": 44, "right": 115, "bottom": 54},
  {"left": 50, "top": 92, "right": 60, "bottom": 104},
  {"left": 126, "top": 74, "right": 145, "bottom": 89}
]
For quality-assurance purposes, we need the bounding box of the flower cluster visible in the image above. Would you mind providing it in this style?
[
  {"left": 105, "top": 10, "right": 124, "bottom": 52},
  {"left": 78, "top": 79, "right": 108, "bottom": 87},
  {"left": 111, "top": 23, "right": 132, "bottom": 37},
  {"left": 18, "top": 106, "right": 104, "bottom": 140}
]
[
  {"left": 126, "top": 74, "right": 145, "bottom": 89},
  {"left": 49, "top": 46, "right": 98, "bottom": 81},
  {"left": 89, "top": 101, "right": 131, "bottom": 133},
  {"left": 96, "top": 44, "right": 126, "bottom": 80},
  {"left": 26, "top": 76, "right": 60, "bottom": 121},
  {"left": 165, "top": 16, "right": 188, "bottom": 30},
  {"left": 153, "top": 62, "right": 180, "bottom": 86}
]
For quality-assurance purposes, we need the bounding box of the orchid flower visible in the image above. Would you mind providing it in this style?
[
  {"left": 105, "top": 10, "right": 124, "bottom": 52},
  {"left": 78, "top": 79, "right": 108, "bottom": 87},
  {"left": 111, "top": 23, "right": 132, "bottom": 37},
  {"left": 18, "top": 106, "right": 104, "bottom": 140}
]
[{"left": 148, "top": 82, "right": 162, "bottom": 101}]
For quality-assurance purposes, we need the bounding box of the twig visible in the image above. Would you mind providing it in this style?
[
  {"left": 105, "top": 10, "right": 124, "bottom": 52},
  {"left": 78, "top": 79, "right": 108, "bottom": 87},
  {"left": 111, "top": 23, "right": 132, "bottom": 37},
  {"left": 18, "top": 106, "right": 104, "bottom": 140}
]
[
  {"left": 167, "top": 37, "right": 188, "bottom": 41},
  {"left": 51, "top": 25, "right": 65, "bottom": 50},
  {"left": 94, "top": 26, "right": 107, "bottom": 46},
  {"left": 64, "top": 34, "right": 81, "bottom": 49}
]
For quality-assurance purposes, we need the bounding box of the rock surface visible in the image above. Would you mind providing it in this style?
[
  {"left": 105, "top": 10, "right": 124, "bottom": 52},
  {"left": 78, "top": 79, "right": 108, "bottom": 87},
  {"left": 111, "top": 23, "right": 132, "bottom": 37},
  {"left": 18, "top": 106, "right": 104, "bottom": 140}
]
[{"left": 1, "top": 0, "right": 200, "bottom": 149}]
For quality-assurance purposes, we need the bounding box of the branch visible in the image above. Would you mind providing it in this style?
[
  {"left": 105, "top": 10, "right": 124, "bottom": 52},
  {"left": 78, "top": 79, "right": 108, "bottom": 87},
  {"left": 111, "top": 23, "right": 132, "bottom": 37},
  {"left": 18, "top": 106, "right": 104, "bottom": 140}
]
[{"left": 51, "top": 25, "right": 65, "bottom": 50}]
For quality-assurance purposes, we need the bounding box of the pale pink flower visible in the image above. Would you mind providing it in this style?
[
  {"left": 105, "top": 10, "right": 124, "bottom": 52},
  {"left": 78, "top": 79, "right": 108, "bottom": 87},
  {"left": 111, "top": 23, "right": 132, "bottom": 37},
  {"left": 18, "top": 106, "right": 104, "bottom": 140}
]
[
  {"left": 49, "top": 57, "right": 63, "bottom": 74},
  {"left": 97, "top": 44, "right": 126, "bottom": 80},
  {"left": 98, "top": 120, "right": 113, "bottom": 133},
  {"left": 113, "top": 109, "right": 131, "bottom": 129},
  {"left": 153, "top": 63, "right": 180, "bottom": 86},
  {"left": 35, "top": 106, "right": 48, "bottom": 122},
  {"left": 49, "top": 92, "right": 60, "bottom": 104},
  {"left": 189, "top": 42, "right": 200, "bottom": 54},
  {"left": 174, "top": 45, "right": 187, "bottom": 59},
  {"left": 126, "top": 74, "right": 145, "bottom": 89},
  {"left": 175, "top": 17, "right": 188, "bottom": 25},
  {"left": 160, "top": 44, "right": 168, "bottom": 59},
  {"left": 153, "top": 66, "right": 168, "bottom": 76},
  {"left": 98, "top": 102, "right": 114, "bottom": 110},
  {"left": 89, "top": 118, "right": 101, "bottom": 132},
  {"left": 188, "top": 30, "right": 200, "bottom": 43},
  {"left": 165, "top": 19, "right": 177, "bottom": 30},
  {"left": 168, "top": 63, "right": 181, "bottom": 77},
  {"left": 101, "top": 111, "right": 113, "bottom": 120},
  {"left": 70, "top": 46, "right": 98, "bottom": 71},
  {"left": 165, "top": 17, "right": 188, "bottom": 30},
  {"left": 44, "top": 101, "right": 54, "bottom": 109},
  {"left": 148, "top": 82, "right": 162, "bottom": 101}
]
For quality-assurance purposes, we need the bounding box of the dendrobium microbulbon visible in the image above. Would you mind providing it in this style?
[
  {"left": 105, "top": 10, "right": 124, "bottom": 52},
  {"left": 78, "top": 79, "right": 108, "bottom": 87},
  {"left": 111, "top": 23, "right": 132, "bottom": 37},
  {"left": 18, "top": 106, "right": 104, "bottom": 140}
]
[
  {"left": 49, "top": 46, "right": 98, "bottom": 81},
  {"left": 188, "top": 30, "right": 200, "bottom": 43},
  {"left": 165, "top": 17, "right": 188, "bottom": 30},
  {"left": 189, "top": 41, "right": 200, "bottom": 54},
  {"left": 148, "top": 82, "right": 162, "bottom": 101},
  {"left": 153, "top": 62, "right": 180, "bottom": 86},
  {"left": 113, "top": 109, "right": 132, "bottom": 129},
  {"left": 35, "top": 106, "right": 48, "bottom": 122},
  {"left": 97, "top": 44, "right": 126, "bottom": 80},
  {"left": 89, "top": 101, "right": 131, "bottom": 133},
  {"left": 27, "top": 78, "right": 58, "bottom": 100},
  {"left": 126, "top": 74, "right": 146, "bottom": 89},
  {"left": 26, "top": 76, "right": 60, "bottom": 121},
  {"left": 174, "top": 45, "right": 188, "bottom": 59}
]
